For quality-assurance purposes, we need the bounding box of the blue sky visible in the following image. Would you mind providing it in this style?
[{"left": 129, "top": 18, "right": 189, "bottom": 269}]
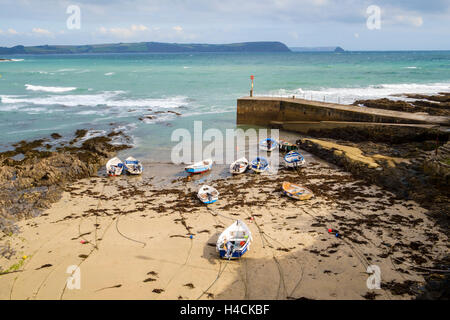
[{"left": 0, "top": 0, "right": 449, "bottom": 50}]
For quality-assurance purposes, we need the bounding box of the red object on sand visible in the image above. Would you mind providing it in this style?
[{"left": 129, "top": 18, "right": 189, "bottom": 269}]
[
  {"left": 328, "top": 228, "right": 333, "bottom": 233},
  {"left": 80, "top": 240, "right": 86, "bottom": 244}
]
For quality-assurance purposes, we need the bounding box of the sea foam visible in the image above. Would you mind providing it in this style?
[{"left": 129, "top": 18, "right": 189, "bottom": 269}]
[
  {"left": 266, "top": 82, "right": 450, "bottom": 104},
  {"left": 25, "top": 84, "right": 77, "bottom": 93}
]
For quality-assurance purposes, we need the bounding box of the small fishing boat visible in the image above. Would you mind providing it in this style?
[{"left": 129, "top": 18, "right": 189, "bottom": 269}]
[
  {"left": 106, "top": 157, "right": 124, "bottom": 176},
  {"left": 197, "top": 185, "right": 219, "bottom": 204},
  {"left": 278, "top": 139, "right": 298, "bottom": 152},
  {"left": 259, "top": 138, "right": 278, "bottom": 152},
  {"left": 216, "top": 220, "right": 253, "bottom": 259},
  {"left": 185, "top": 159, "right": 213, "bottom": 174},
  {"left": 124, "top": 156, "right": 143, "bottom": 175},
  {"left": 284, "top": 151, "right": 306, "bottom": 168},
  {"left": 230, "top": 157, "right": 249, "bottom": 174},
  {"left": 282, "top": 182, "right": 314, "bottom": 200},
  {"left": 250, "top": 157, "right": 269, "bottom": 173}
]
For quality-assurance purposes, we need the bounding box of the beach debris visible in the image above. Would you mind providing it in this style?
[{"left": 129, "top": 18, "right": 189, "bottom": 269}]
[
  {"left": 152, "top": 289, "right": 164, "bottom": 294},
  {"left": 185, "top": 158, "right": 213, "bottom": 174},
  {"left": 259, "top": 138, "right": 278, "bottom": 152},
  {"left": 284, "top": 151, "right": 306, "bottom": 168},
  {"left": 250, "top": 156, "right": 269, "bottom": 173},
  {"left": 22, "top": 255, "right": 28, "bottom": 260},
  {"left": 124, "top": 156, "right": 143, "bottom": 175},
  {"left": 80, "top": 240, "right": 87, "bottom": 244},
  {"left": 328, "top": 228, "right": 342, "bottom": 238},
  {"left": 282, "top": 182, "right": 314, "bottom": 200},
  {"left": 197, "top": 185, "right": 219, "bottom": 204},
  {"left": 189, "top": 235, "right": 193, "bottom": 239},
  {"left": 230, "top": 157, "right": 249, "bottom": 174},
  {"left": 216, "top": 220, "right": 253, "bottom": 259},
  {"left": 35, "top": 264, "right": 53, "bottom": 270},
  {"left": 106, "top": 157, "right": 124, "bottom": 176},
  {"left": 95, "top": 284, "right": 122, "bottom": 292}
]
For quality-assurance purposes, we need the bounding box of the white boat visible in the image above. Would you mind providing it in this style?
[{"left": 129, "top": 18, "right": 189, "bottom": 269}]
[
  {"left": 106, "top": 157, "right": 124, "bottom": 176},
  {"left": 230, "top": 157, "right": 249, "bottom": 174},
  {"left": 259, "top": 138, "right": 278, "bottom": 152},
  {"left": 216, "top": 220, "right": 253, "bottom": 259},
  {"left": 185, "top": 159, "right": 213, "bottom": 174},
  {"left": 124, "top": 156, "right": 143, "bottom": 175},
  {"left": 197, "top": 185, "right": 219, "bottom": 204},
  {"left": 284, "top": 151, "right": 306, "bottom": 168}
]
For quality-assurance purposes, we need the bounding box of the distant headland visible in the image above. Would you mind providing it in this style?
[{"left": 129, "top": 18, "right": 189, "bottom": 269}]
[{"left": 0, "top": 41, "right": 293, "bottom": 54}]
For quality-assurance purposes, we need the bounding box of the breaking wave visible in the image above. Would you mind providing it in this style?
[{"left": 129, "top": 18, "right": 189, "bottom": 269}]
[
  {"left": 25, "top": 84, "right": 77, "bottom": 93},
  {"left": 1, "top": 91, "right": 188, "bottom": 109},
  {"left": 265, "top": 82, "right": 450, "bottom": 104}
]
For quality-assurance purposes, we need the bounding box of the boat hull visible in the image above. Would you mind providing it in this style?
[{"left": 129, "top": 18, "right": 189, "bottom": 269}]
[
  {"left": 250, "top": 157, "right": 269, "bottom": 173},
  {"left": 284, "top": 151, "right": 305, "bottom": 168},
  {"left": 230, "top": 158, "right": 248, "bottom": 174},
  {"left": 200, "top": 198, "right": 218, "bottom": 204},
  {"left": 282, "top": 182, "right": 314, "bottom": 200},
  {"left": 259, "top": 139, "right": 278, "bottom": 152},
  {"left": 218, "top": 242, "right": 250, "bottom": 259},
  {"left": 185, "top": 167, "right": 211, "bottom": 174}
]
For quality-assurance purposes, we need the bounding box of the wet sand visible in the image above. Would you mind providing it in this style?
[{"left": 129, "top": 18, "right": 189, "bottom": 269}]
[{"left": 1, "top": 148, "right": 447, "bottom": 300}]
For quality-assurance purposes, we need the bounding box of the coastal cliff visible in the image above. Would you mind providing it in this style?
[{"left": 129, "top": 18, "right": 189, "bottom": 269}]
[{"left": 0, "top": 41, "right": 291, "bottom": 55}]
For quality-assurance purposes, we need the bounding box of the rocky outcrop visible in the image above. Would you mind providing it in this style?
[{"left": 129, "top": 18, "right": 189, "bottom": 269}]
[
  {"left": 296, "top": 138, "right": 449, "bottom": 223},
  {"left": 423, "top": 141, "right": 450, "bottom": 186},
  {"left": 305, "top": 125, "right": 448, "bottom": 144},
  {"left": 354, "top": 92, "right": 450, "bottom": 117},
  {"left": 0, "top": 130, "right": 131, "bottom": 233}
]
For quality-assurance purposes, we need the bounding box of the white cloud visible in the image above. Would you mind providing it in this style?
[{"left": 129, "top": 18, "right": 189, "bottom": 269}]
[
  {"left": 131, "top": 24, "right": 148, "bottom": 32},
  {"left": 394, "top": 15, "right": 423, "bottom": 27},
  {"left": 8, "top": 28, "right": 18, "bottom": 35},
  {"left": 98, "top": 24, "right": 149, "bottom": 38},
  {"left": 32, "top": 28, "right": 52, "bottom": 36},
  {"left": 0, "top": 29, "right": 3, "bottom": 34},
  {"left": 172, "top": 26, "right": 183, "bottom": 32}
]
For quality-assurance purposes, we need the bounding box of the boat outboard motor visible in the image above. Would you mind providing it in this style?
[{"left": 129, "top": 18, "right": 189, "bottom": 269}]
[{"left": 226, "top": 241, "right": 233, "bottom": 259}]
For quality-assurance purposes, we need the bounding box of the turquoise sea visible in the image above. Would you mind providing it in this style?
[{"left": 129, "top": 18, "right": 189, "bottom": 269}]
[{"left": 1, "top": 51, "right": 449, "bottom": 161}]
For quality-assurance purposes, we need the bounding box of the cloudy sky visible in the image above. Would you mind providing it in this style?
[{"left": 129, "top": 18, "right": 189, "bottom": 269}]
[{"left": 0, "top": 0, "right": 449, "bottom": 50}]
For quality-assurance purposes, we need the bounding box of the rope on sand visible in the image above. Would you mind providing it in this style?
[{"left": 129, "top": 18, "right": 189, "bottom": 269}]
[
  {"left": 196, "top": 260, "right": 230, "bottom": 300},
  {"left": 115, "top": 207, "right": 146, "bottom": 247}
]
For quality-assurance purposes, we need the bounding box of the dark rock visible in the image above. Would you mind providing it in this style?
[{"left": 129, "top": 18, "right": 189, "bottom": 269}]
[{"left": 0, "top": 130, "right": 131, "bottom": 232}]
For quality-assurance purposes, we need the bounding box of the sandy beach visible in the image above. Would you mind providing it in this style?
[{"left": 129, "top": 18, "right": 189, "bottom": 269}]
[{"left": 1, "top": 145, "right": 447, "bottom": 300}]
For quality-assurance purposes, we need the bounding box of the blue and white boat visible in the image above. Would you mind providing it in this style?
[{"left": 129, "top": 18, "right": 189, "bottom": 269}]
[
  {"left": 259, "top": 138, "right": 278, "bottom": 152},
  {"left": 197, "top": 185, "right": 219, "bottom": 204},
  {"left": 217, "top": 220, "right": 253, "bottom": 259},
  {"left": 284, "top": 151, "right": 306, "bottom": 168},
  {"left": 250, "top": 157, "right": 269, "bottom": 173},
  {"left": 185, "top": 158, "right": 213, "bottom": 174},
  {"left": 124, "top": 156, "right": 143, "bottom": 175}
]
